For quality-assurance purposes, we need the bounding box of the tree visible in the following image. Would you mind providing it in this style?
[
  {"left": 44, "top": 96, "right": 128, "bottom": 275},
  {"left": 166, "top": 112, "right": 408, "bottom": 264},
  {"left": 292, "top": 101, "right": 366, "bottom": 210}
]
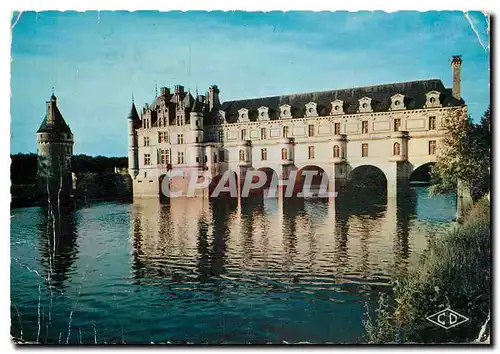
[{"left": 430, "top": 106, "right": 491, "bottom": 201}]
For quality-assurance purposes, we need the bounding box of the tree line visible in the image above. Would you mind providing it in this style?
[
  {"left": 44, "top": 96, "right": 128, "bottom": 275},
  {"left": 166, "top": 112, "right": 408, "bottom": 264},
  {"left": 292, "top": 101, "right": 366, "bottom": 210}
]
[{"left": 11, "top": 153, "right": 128, "bottom": 185}]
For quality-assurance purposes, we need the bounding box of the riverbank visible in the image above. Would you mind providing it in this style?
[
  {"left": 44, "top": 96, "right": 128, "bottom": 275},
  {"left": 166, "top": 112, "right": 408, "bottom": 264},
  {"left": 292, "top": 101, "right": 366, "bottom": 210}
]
[{"left": 364, "top": 197, "right": 491, "bottom": 344}]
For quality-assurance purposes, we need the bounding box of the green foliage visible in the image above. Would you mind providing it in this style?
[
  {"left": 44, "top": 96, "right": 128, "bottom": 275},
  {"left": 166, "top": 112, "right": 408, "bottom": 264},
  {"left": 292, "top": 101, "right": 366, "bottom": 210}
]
[
  {"left": 11, "top": 154, "right": 130, "bottom": 207},
  {"left": 430, "top": 106, "right": 491, "bottom": 201},
  {"left": 10, "top": 153, "right": 38, "bottom": 185},
  {"left": 364, "top": 198, "right": 491, "bottom": 343},
  {"left": 71, "top": 154, "right": 128, "bottom": 173},
  {"left": 11, "top": 153, "right": 128, "bottom": 183}
]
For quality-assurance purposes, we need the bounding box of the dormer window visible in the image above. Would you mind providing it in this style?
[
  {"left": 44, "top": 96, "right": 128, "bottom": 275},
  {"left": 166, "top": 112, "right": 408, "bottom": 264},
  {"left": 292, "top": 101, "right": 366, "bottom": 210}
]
[
  {"left": 305, "top": 102, "right": 318, "bottom": 117},
  {"left": 257, "top": 106, "right": 270, "bottom": 121},
  {"left": 217, "top": 110, "right": 227, "bottom": 124},
  {"left": 390, "top": 94, "right": 406, "bottom": 111},
  {"left": 358, "top": 97, "right": 372, "bottom": 113},
  {"left": 238, "top": 108, "right": 249, "bottom": 122},
  {"left": 425, "top": 91, "right": 442, "bottom": 108},
  {"left": 331, "top": 99, "right": 344, "bottom": 115},
  {"left": 280, "top": 104, "right": 292, "bottom": 119}
]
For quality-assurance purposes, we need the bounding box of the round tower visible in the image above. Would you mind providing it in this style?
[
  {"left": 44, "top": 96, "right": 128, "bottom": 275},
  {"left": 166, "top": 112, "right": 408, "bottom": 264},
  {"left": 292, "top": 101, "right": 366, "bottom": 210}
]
[
  {"left": 36, "top": 93, "right": 74, "bottom": 204},
  {"left": 127, "top": 100, "right": 140, "bottom": 178}
]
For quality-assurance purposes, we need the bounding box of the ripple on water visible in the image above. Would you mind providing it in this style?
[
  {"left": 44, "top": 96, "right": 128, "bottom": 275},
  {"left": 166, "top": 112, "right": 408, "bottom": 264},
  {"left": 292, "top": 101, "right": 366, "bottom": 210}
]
[{"left": 10, "top": 189, "right": 456, "bottom": 343}]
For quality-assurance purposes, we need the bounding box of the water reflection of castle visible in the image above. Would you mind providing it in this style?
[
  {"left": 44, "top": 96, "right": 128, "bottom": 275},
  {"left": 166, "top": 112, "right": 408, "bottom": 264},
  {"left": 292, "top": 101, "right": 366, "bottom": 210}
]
[
  {"left": 37, "top": 207, "right": 79, "bottom": 289},
  {"left": 129, "top": 193, "right": 422, "bottom": 288}
]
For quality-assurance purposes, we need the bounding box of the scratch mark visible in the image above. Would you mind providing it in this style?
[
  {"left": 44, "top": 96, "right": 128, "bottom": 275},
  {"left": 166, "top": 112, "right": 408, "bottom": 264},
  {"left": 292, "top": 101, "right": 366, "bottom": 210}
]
[
  {"left": 11, "top": 11, "right": 22, "bottom": 30},
  {"left": 36, "top": 284, "right": 41, "bottom": 343},
  {"left": 66, "top": 310, "right": 73, "bottom": 344},
  {"left": 12, "top": 302, "right": 23, "bottom": 341},
  {"left": 464, "top": 11, "right": 488, "bottom": 52}
]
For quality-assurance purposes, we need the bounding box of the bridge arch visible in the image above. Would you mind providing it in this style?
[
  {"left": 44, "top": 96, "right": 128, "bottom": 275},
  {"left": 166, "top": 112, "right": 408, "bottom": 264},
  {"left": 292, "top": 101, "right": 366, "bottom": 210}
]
[
  {"left": 244, "top": 167, "right": 280, "bottom": 198},
  {"left": 348, "top": 164, "right": 387, "bottom": 191},
  {"left": 293, "top": 165, "right": 330, "bottom": 198},
  {"left": 409, "top": 162, "right": 435, "bottom": 184},
  {"left": 159, "top": 172, "right": 190, "bottom": 199},
  {"left": 209, "top": 170, "right": 239, "bottom": 199}
]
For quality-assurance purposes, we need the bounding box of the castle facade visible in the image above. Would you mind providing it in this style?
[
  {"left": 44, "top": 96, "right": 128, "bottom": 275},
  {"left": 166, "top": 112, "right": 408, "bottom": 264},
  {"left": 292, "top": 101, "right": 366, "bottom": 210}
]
[{"left": 127, "top": 56, "right": 465, "bottom": 199}]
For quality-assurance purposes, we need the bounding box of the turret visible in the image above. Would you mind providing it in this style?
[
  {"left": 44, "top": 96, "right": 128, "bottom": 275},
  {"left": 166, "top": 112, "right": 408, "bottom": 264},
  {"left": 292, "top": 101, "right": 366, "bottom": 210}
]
[
  {"left": 36, "top": 92, "right": 74, "bottom": 205},
  {"left": 127, "top": 100, "right": 140, "bottom": 178},
  {"left": 190, "top": 95, "right": 204, "bottom": 145}
]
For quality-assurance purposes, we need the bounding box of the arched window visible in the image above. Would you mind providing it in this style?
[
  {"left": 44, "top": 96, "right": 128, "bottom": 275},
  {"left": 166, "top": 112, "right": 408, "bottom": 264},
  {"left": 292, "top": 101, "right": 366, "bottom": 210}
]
[
  {"left": 281, "top": 148, "right": 288, "bottom": 160},
  {"left": 239, "top": 149, "right": 245, "bottom": 161},
  {"left": 393, "top": 142, "right": 401, "bottom": 156},
  {"left": 333, "top": 145, "right": 340, "bottom": 158}
]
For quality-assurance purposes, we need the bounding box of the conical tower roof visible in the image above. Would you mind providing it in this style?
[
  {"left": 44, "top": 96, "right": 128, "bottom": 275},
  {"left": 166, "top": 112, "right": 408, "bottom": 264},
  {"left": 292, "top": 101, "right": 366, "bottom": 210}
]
[
  {"left": 191, "top": 95, "right": 205, "bottom": 113},
  {"left": 128, "top": 102, "right": 139, "bottom": 120},
  {"left": 37, "top": 94, "right": 72, "bottom": 134}
]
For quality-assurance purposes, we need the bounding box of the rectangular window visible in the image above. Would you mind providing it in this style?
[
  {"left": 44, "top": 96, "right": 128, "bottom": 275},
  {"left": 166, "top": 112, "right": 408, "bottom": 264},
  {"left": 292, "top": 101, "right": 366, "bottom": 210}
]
[
  {"left": 241, "top": 129, "right": 246, "bottom": 140},
  {"left": 178, "top": 134, "right": 184, "bottom": 144},
  {"left": 308, "top": 124, "right": 315, "bottom": 137},
  {"left": 144, "top": 136, "right": 150, "bottom": 146},
  {"left": 261, "top": 148, "right": 267, "bottom": 161},
  {"left": 219, "top": 150, "right": 225, "bottom": 162},
  {"left": 429, "top": 140, "right": 437, "bottom": 155},
  {"left": 160, "top": 149, "right": 170, "bottom": 165},
  {"left": 362, "top": 143, "right": 368, "bottom": 157},
  {"left": 196, "top": 156, "right": 200, "bottom": 163},
  {"left": 261, "top": 127, "right": 267, "bottom": 140},
  {"left": 308, "top": 146, "right": 315, "bottom": 159},
  {"left": 362, "top": 121, "right": 369, "bottom": 134},
  {"left": 429, "top": 116, "right": 436, "bottom": 130},
  {"left": 144, "top": 153, "right": 151, "bottom": 165},
  {"left": 394, "top": 119, "right": 401, "bottom": 132},
  {"left": 283, "top": 126, "right": 289, "bottom": 138},
  {"left": 177, "top": 151, "right": 184, "bottom": 164},
  {"left": 334, "top": 123, "right": 341, "bottom": 135},
  {"left": 158, "top": 131, "right": 168, "bottom": 143}
]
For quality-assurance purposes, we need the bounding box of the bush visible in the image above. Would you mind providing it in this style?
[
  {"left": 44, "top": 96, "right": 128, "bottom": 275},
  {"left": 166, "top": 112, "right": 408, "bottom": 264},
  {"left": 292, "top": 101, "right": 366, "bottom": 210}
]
[{"left": 364, "top": 198, "right": 491, "bottom": 343}]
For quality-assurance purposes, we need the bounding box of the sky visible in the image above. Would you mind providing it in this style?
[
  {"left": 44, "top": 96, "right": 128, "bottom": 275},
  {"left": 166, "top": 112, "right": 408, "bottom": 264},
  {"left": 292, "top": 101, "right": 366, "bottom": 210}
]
[{"left": 10, "top": 11, "right": 490, "bottom": 156}]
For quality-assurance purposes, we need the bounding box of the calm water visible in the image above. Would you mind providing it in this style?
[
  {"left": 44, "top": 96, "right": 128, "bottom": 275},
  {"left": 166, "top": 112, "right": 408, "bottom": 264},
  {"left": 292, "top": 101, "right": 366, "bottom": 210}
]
[{"left": 11, "top": 187, "right": 456, "bottom": 344}]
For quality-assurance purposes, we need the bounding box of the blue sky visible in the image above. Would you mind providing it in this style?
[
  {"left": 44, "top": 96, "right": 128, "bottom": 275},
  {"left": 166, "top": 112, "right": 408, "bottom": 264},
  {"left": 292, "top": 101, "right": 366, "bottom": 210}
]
[{"left": 11, "top": 11, "right": 490, "bottom": 156}]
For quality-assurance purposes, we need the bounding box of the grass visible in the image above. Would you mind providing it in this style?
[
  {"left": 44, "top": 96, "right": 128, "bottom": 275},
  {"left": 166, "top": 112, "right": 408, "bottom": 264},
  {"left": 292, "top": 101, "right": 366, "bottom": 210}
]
[{"left": 363, "top": 197, "right": 491, "bottom": 344}]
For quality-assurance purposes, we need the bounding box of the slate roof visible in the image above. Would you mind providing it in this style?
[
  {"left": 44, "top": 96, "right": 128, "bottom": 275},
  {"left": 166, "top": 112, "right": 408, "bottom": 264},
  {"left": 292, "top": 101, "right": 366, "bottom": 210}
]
[
  {"left": 220, "top": 79, "right": 463, "bottom": 123},
  {"left": 128, "top": 102, "right": 139, "bottom": 120},
  {"left": 191, "top": 95, "right": 205, "bottom": 113},
  {"left": 37, "top": 104, "right": 72, "bottom": 135},
  {"left": 151, "top": 91, "right": 194, "bottom": 109}
]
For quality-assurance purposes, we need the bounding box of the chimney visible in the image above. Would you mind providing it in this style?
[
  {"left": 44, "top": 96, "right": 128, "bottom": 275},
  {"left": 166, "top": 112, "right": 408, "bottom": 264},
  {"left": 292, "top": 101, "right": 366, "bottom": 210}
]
[
  {"left": 160, "top": 87, "right": 170, "bottom": 97},
  {"left": 451, "top": 55, "right": 462, "bottom": 100},
  {"left": 174, "top": 85, "right": 184, "bottom": 95},
  {"left": 208, "top": 85, "right": 220, "bottom": 111}
]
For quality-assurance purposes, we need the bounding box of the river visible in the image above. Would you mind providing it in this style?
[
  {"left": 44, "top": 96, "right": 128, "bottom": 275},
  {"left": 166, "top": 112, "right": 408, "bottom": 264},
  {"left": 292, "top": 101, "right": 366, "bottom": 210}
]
[{"left": 10, "top": 186, "right": 456, "bottom": 344}]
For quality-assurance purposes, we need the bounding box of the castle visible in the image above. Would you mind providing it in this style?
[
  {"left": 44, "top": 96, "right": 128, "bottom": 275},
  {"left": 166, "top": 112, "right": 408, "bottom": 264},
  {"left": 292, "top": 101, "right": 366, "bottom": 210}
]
[
  {"left": 36, "top": 93, "right": 74, "bottom": 205},
  {"left": 128, "top": 56, "right": 465, "bottom": 199}
]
